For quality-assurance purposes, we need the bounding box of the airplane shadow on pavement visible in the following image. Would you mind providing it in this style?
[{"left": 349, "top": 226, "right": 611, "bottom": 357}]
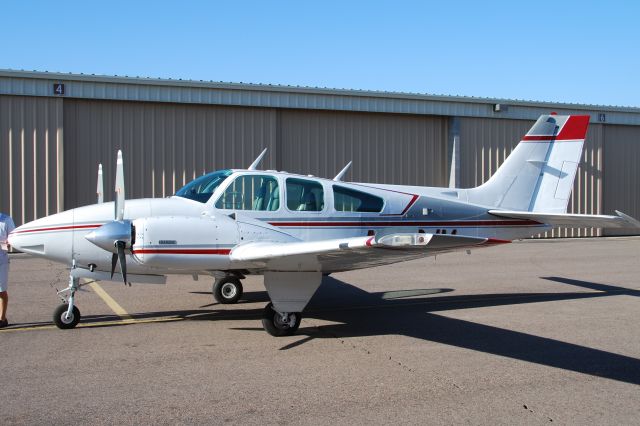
[
  {"left": 82, "top": 275, "right": 640, "bottom": 386},
  {"left": 262, "top": 275, "right": 640, "bottom": 386}
]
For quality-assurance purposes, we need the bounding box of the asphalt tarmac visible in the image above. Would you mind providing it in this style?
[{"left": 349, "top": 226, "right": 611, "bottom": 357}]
[{"left": 1, "top": 237, "right": 639, "bottom": 425}]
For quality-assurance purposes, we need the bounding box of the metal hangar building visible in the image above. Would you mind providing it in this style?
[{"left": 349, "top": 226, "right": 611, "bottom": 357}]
[{"left": 1, "top": 69, "right": 639, "bottom": 237}]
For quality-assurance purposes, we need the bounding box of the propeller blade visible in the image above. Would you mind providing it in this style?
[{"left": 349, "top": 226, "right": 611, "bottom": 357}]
[
  {"left": 117, "top": 242, "right": 128, "bottom": 285},
  {"left": 115, "top": 150, "right": 125, "bottom": 221},
  {"left": 110, "top": 253, "right": 118, "bottom": 278}
]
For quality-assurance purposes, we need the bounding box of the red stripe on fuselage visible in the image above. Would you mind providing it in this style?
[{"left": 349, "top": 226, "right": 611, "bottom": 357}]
[
  {"left": 268, "top": 220, "right": 540, "bottom": 227},
  {"left": 12, "top": 224, "right": 103, "bottom": 234},
  {"left": 131, "top": 248, "right": 231, "bottom": 255},
  {"left": 400, "top": 194, "right": 419, "bottom": 216}
]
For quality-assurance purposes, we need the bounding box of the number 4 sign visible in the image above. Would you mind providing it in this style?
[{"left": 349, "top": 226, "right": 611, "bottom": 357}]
[{"left": 53, "top": 83, "right": 65, "bottom": 95}]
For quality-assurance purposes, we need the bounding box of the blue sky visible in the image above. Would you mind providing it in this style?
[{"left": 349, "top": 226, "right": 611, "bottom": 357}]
[{"left": 2, "top": 0, "right": 639, "bottom": 106}]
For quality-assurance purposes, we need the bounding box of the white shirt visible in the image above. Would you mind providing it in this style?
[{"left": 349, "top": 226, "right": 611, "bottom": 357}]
[{"left": 0, "top": 213, "right": 16, "bottom": 264}]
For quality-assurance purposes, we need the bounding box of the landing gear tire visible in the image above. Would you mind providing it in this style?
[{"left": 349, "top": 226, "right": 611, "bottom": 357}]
[
  {"left": 53, "top": 304, "right": 81, "bottom": 330},
  {"left": 261, "top": 302, "right": 301, "bottom": 337},
  {"left": 212, "top": 277, "right": 243, "bottom": 304}
]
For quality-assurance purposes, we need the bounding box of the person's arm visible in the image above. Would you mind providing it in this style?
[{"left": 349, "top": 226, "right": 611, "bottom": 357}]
[
  {"left": 2, "top": 217, "right": 15, "bottom": 251},
  {"left": 7, "top": 217, "right": 15, "bottom": 251}
]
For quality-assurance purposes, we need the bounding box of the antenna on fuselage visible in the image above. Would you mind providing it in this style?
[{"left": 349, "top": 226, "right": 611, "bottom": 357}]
[
  {"left": 333, "top": 161, "right": 352, "bottom": 181},
  {"left": 247, "top": 148, "right": 268, "bottom": 170},
  {"left": 97, "top": 163, "right": 104, "bottom": 204}
]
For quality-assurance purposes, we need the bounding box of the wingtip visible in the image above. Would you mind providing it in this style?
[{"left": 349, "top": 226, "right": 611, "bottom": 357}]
[{"left": 615, "top": 210, "right": 640, "bottom": 228}]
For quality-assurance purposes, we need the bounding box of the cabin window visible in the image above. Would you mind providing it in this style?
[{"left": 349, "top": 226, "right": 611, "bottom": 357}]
[
  {"left": 333, "top": 185, "right": 384, "bottom": 213},
  {"left": 175, "top": 169, "right": 232, "bottom": 203},
  {"left": 215, "top": 175, "right": 280, "bottom": 211},
  {"left": 286, "top": 178, "right": 324, "bottom": 211}
]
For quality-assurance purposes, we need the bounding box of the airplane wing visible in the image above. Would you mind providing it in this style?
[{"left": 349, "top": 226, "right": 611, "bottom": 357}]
[
  {"left": 488, "top": 209, "right": 640, "bottom": 229},
  {"left": 229, "top": 233, "right": 504, "bottom": 273}
]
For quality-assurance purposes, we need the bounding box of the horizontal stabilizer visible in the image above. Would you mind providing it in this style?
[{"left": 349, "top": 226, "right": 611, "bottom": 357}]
[{"left": 488, "top": 209, "right": 640, "bottom": 229}]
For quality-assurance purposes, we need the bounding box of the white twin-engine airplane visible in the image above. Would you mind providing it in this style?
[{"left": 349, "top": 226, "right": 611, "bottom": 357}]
[{"left": 8, "top": 114, "right": 640, "bottom": 335}]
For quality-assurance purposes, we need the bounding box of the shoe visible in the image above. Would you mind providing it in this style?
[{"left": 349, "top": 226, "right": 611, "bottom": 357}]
[{"left": 0, "top": 319, "right": 8, "bottom": 328}]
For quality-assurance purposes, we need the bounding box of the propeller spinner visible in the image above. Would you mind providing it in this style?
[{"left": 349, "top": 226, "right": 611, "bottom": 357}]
[{"left": 85, "top": 150, "right": 133, "bottom": 285}]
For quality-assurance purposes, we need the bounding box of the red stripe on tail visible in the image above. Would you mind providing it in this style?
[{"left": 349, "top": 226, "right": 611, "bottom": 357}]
[{"left": 522, "top": 115, "right": 590, "bottom": 141}]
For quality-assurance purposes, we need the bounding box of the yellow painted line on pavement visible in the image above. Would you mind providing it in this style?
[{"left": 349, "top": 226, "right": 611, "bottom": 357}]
[
  {"left": 88, "top": 281, "right": 133, "bottom": 321},
  {"left": 0, "top": 316, "right": 184, "bottom": 333}
]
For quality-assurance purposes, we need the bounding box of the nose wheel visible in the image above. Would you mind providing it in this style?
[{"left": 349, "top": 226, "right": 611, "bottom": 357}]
[
  {"left": 212, "top": 277, "right": 243, "bottom": 304},
  {"left": 52, "top": 272, "right": 86, "bottom": 330},
  {"left": 261, "top": 302, "right": 301, "bottom": 336},
  {"left": 53, "top": 304, "right": 81, "bottom": 329}
]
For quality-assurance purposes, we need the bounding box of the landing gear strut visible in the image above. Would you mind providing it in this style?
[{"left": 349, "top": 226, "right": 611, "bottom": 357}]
[
  {"left": 212, "top": 277, "right": 243, "bottom": 304},
  {"left": 53, "top": 275, "right": 82, "bottom": 329},
  {"left": 261, "top": 302, "right": 301, "bottom": 337}
]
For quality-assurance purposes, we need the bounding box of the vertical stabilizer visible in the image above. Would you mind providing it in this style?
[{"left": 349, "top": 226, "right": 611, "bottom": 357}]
[{"left": 467, "top": 114, "right": 590, "bottom": 213}]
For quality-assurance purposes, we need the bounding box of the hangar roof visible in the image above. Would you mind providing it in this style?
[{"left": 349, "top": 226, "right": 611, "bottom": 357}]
[{"left": 2, "top": 69, "right": 640, "bottom": 125}]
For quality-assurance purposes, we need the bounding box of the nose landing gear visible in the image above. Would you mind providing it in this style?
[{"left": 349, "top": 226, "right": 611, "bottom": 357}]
[
  {"left": 53, "top": 303, "right": 81, "bottom": 329},
  {"left": 53, "top": 275, "right": 83, "bottom": 330}
]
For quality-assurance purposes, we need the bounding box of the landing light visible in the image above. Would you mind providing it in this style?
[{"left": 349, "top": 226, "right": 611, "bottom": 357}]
[{"left": 378, "top": 234, "right": 429, "bottom": 247}]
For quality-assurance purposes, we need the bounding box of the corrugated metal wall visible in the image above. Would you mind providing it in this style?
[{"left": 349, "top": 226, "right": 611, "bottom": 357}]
[
  {"left": 567, "top": 123, "right": 603, "bottom": 237},
  {"left": 459, "top": 117, "right": 604, "bottom": 237},
  {"left": 2, "top": 94, "right": 638, "bottom": 238},
  {"left": 279, "top": 110, "right": 448, "bottom": 186},
  {"left": 63, "top": 99, "right": 277, "bottom": 208},
  {"left": 0, "top": 95, "right": 64, "bottom": 226},
  {"left": 459, "top": 117, "right": 532, "bottom": 188},
  {"left": 603, "top": 125, "right": 640, "bottom": 236}
]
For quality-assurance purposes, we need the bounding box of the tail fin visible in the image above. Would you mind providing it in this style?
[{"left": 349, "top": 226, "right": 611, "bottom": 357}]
[{"left": 467, "top": 114, "right": 590, "bottom": 213}]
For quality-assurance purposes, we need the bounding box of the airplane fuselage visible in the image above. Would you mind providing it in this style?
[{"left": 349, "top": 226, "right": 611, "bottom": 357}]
[{"left": 9, "top": 170, "right": 550, "bottom": 277}]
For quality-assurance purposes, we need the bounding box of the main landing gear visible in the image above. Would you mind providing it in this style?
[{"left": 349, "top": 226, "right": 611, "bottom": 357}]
[
  {"left": 212, "top": 276, "right": 243, "bottom": 304},
  {"left": 53, "top": 275, "right": 83, "bottom": 329},
  {"left": 259, "top": 271, "right": 321, "bottom": 337},
  {"left": 211, "top": 275, "right": 302, "bottom": 336},
  {"left": 261, "top": 303, "right": 301, "bottom": 337}
]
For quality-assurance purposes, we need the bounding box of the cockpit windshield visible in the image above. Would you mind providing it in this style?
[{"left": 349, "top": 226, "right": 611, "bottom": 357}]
[{"left": 175, "top": 170, "right": 232, "bottom": 203}]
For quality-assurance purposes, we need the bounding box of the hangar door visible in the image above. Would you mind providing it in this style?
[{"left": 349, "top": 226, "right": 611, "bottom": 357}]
[
  {"left": 279, "top": 110, "right": 448, "bottom": 187},
  {"left": 0, "top": 95, "right": 64, "bottom": 226},
  {"left": 603, "top": 124, "right": 640, "bottom": 236},
  {"left": 63, "top": 99, "right": 278, "bottom": 209}
]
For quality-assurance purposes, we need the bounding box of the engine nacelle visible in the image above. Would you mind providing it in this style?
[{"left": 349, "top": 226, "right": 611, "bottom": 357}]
[{"left": 131, "top": 214, "right": 239, "bottom": 271}]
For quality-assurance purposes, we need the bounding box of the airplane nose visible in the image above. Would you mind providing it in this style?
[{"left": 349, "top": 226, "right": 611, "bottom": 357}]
[
  {"left": 7, "top": 210, "right": 75, "bottom": 260},
  {"left": 7, "top": 227, "right": 22, "bottom": 251},
  {"left": 8, "top": 222, "right": 44, "bottom": 254}
]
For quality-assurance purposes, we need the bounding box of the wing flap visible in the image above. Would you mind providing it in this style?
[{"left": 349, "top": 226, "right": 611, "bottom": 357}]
[
  {"left": 488, "top": 209, "right": 640, "bottom": 229},
  {"left": 230, "top": 233, "right": 499, "bottom": 273}
]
